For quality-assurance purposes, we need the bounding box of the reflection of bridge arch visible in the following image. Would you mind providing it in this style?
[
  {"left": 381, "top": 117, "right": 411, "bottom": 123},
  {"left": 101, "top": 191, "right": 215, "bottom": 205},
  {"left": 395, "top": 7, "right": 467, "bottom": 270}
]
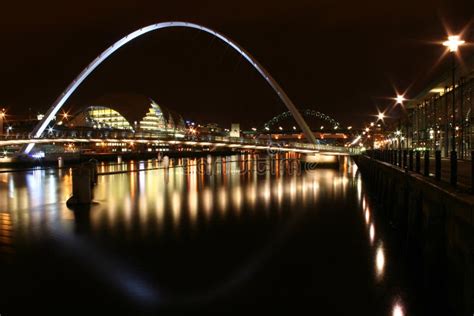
[
  {"left": 24, "top": 21, "right": 316, "bottom": 154},
  {"left": 263, "top": 109, "right": 340, "bottom": 130}
]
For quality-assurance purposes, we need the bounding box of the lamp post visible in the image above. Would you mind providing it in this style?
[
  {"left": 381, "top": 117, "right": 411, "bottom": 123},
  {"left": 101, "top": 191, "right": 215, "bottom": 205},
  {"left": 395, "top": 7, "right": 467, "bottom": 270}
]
[
  {"left": 394, "top": 94, "right": 408, "bottom": 149},
  {"left": 443, "top": 35, "right": 465, "bottom": 186}
]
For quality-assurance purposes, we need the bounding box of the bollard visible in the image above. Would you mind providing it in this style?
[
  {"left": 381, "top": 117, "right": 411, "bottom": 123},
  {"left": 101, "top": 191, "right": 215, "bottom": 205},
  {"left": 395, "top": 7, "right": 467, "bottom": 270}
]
[
  {"left": 409, "top": 150, "right": 414, "bottom": 171},
  {"left": 424, "top": 150, "right": 430, "bottom": 176},
  {"left": 403, "top": 150, "right": 408, "bottom": 168},
  {"left": 117, "top": 155, "right": 122, "bottom": 164},
  {"left": 435, "top": 150, "right": 441, "bottom": 181},
  {"left": 398, "top": 150, "right": 402, "bottom": 167},
  {"left": 67, "top": 166, "right": 92, "bottom": 206},
  {"left": 162, "top": 155, "right": 169, "bottom": 168},
  {"left": 415, "top": 151, "right": 421, "bottom": 173},
  {"left": 450, "top": 151, "right": 457, "bottom": 186}
]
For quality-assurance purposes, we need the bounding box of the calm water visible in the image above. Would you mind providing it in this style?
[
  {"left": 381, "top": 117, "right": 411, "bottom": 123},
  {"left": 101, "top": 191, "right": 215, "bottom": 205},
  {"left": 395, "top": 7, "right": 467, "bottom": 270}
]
[{"left": 0, "top": 155, "right": 418, "bottom": 315}]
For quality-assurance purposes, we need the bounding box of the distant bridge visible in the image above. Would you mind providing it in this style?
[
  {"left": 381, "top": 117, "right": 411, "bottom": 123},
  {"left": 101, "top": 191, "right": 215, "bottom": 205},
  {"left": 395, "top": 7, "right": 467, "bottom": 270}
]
[{"left": 263, "top": 109, "right": 341, "bottom": 131}]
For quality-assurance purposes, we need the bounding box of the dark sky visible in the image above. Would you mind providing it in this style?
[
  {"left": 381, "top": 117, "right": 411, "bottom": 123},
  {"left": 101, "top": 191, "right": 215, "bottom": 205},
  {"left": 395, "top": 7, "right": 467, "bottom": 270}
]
[{"left": 1, "top": 0, "right": 473, "bottom": 128}]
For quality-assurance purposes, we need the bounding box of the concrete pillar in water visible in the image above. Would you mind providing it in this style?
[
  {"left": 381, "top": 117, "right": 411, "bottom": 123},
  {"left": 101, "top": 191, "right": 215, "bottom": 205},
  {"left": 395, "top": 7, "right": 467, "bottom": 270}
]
[
  {"left": 68, "top": 166, "right": 92, "bottom": 205},
  {"left": 58, "top": 156, "right": 64, "bottom": 168},
  {"left": 84, "top": 161, "right": 98, "bottom": 186},
  {"left": 117, "top": 155, "right": 122, "bottom": 164}
]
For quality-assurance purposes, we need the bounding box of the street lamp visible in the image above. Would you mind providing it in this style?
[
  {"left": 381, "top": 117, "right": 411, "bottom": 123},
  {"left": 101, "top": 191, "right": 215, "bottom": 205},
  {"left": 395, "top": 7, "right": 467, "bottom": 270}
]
[
  {"left": 443, "top": 34, "right": 465, "bottom": 185},
  {"left": 395, "top": 94, "right": 406, "bottom": 105},
  {"left": 394, "top": 94, "right": 410, "bottom": 150},
  {"left": 377, "top": 112, "right": 385, "bottom": 122}
]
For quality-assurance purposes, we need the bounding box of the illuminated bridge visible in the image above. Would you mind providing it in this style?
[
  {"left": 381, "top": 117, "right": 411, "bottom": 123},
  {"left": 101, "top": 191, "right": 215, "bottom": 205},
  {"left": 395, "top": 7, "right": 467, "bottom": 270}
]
[{"left": 0, "top": 21, "right": 360, "bottom": 159}]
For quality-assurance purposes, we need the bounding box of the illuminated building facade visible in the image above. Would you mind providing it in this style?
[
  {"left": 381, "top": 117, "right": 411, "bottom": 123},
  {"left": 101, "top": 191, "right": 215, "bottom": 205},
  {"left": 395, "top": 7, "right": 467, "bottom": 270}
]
[
  {"left": 70, "top": 106, "right": 134, "bottom": 130},
  {"left": 404, "top": 54, "right": 474, "bottom": 158},
  {"left": 68, "top": 94, "right": 186, "bottom": 135}
]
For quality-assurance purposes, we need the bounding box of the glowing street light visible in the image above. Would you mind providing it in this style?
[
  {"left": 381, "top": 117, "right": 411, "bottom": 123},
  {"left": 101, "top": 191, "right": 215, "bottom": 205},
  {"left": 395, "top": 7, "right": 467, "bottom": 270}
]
[
  {"left": 251, "top": 127, "right": 257, "bottom": 131},
  {"left": 443, "top": 35, "right": 465, "bottom": 52},
  {"left": 377, "top": 112, "right": 385, "bottom": 121},
  {"left": 278, "top": 126, "right": 283, "bottom": 131},
  {"left": 395, "top": 94, "right": 405, "bottom": 105},
  {"left": 61, "top": 111, "right": 70, "bottom": 120}
]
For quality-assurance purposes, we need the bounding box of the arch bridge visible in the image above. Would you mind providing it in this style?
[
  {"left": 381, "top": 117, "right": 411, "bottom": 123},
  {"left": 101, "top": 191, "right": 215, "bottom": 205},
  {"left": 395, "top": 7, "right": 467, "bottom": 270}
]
[
  {"left": 24, "top": 21, "right": 318, "bottom": 154},
  {"left": 263, "top": 109, "right": 341, "bottom": 131}
]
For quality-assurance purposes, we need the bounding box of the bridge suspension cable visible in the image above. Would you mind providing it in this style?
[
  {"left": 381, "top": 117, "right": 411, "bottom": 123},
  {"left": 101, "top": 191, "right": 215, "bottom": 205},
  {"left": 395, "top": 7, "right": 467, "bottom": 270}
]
[{"left": 24, "top": 21, "right": 316, "bottom": 154}]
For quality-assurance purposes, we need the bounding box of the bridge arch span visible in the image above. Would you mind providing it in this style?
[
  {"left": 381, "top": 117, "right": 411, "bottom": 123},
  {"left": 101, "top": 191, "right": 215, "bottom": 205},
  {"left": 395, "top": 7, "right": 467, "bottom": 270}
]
[
  {"left": 24, "top": 21, "right": 316, "bottom": 154},
  {"left": 263, "top": 109, "right": 340, "bottom": 130}
]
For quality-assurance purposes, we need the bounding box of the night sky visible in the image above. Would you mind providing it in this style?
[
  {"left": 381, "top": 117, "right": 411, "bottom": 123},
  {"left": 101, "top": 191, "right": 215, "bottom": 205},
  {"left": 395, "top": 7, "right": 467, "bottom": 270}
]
[{"left": 1, "top": 0, "right": 473, "bottom": 128}]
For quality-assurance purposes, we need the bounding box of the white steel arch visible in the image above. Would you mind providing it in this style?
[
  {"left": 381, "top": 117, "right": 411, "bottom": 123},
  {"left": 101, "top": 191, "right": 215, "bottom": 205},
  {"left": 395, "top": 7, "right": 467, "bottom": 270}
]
[{"left": 24, "top": 21, "right": 316, "bottom": 154}]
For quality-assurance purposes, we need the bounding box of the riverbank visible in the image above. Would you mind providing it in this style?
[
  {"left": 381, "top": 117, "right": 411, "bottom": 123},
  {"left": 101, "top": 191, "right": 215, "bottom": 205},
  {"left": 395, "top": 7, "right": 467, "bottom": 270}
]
[{"left": 354, "top": 155, "right": 474, "bottom": 315}]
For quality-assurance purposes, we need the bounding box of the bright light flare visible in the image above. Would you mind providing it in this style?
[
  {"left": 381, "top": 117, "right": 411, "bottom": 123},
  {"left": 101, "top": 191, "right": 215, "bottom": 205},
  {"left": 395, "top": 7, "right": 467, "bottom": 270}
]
[
  {"left": 443, "top": 35, "right": 465, "bottom": 52},
  {"left": 377, "top": 112, "right": 385, "bottom": 121},
  {"left": 395, "top": 94, "right": 405, "bottom": 104}
]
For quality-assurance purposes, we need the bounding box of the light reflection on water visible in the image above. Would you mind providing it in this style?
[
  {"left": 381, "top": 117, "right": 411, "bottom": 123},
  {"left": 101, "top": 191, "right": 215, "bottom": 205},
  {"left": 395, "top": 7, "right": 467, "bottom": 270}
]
[
  {"left": 0, "top": 154, "right": 410, "bottom": 314},
  {"left": 358, "top": 177, "right": 406, "bottom": 316}
]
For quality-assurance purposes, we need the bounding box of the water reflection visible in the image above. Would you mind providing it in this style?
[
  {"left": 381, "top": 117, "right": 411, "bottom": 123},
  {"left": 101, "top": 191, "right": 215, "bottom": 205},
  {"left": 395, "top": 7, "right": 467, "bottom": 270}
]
[
  {"left": 392, "top": 301, "right": 405, "bottom": 316},
  {"left": 375, "top": 243, "right": 385, "bottom": 280},
  {"left": 359, "top": 184, "right": 407, "bottom": 315},
  {"left": 0, "top": 154, "right": 410, "bottom": 314}
]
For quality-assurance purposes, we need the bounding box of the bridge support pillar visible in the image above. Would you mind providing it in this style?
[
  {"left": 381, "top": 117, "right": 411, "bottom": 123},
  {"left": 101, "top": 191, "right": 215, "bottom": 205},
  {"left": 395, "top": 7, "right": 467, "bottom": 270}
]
[{"left": 67, "top": 166, "right": 93, "bottom": 207}]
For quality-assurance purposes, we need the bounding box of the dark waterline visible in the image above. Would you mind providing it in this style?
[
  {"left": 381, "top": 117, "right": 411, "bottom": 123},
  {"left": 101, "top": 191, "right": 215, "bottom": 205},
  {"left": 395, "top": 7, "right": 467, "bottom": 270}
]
[{"left": 0, "top": 155, "right": 427, "bottom": 315}]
